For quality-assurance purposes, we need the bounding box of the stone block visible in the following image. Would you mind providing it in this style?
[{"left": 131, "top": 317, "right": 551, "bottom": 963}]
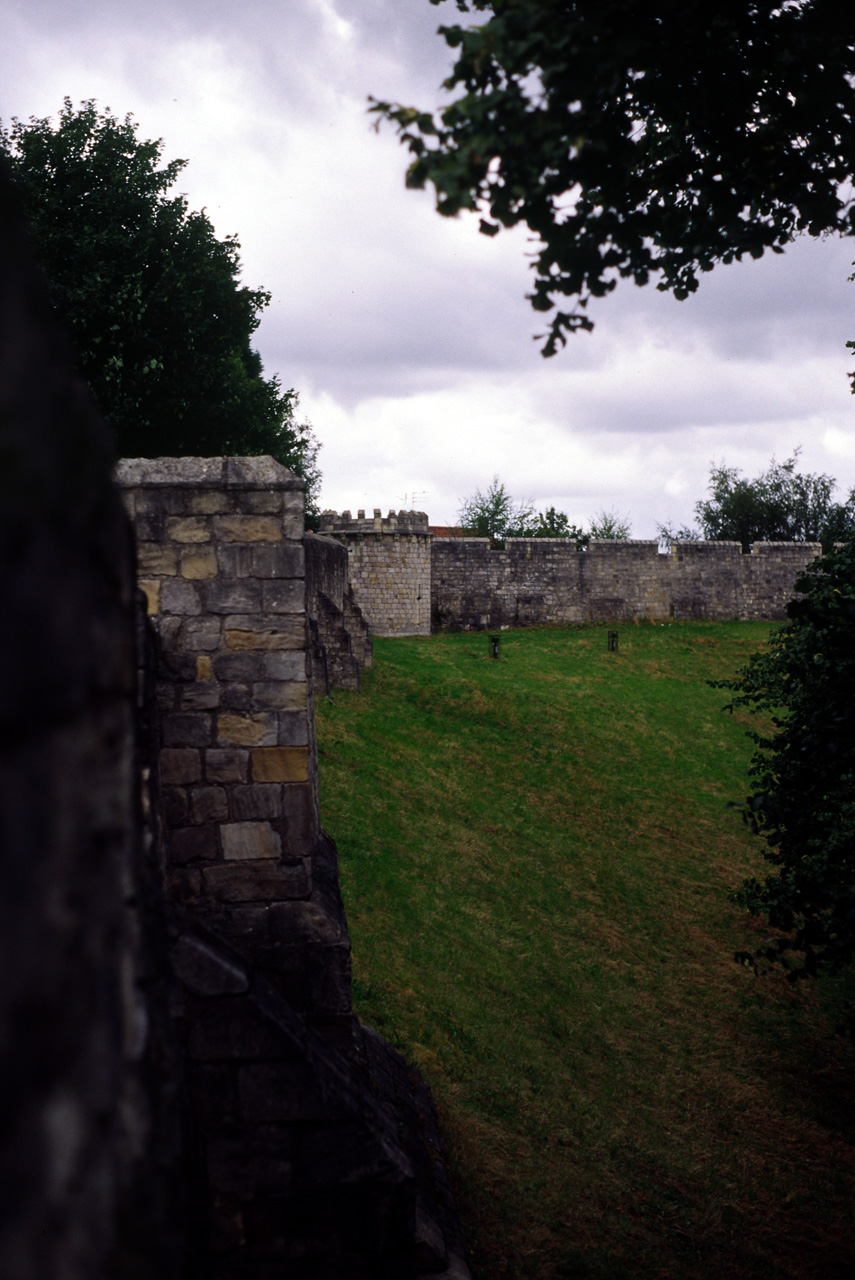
[
  {"left": 188, "top": 491, "right": 230, "bottom": 514},
  {"left": 170, "top": 824, "right": 220, "bottom": 863},
  {"left": 161, "top": 579, "right": 202, "bottom": 616},
  {"left": 241, "top": 489, "right": 284, "bottom": 514},
  {"left": 213, "top": 515, "right": 282, "bottom": 542},
  {"left": 207, "top": 1129, "right": 293, "bottom": 1198},
  {"left": 275, "top": 713, "right": 309, "bottom": 747},
  {"left": 180, "top": 547, "right": 218, "bottom": 579},
  {"left": 252, "top": 681, "right": 308, "bottom": 711},
  {"left": 231, "top": 783, "right": 283, "bottom": 821},
  {"left": 166, "top": 866, "right": 202, "bottom": 904},
  {"left": 223, "top": 618, "right": 305, "bottom": 651},
  {"left": 162, "top": 785, "right": 190, "bottom": 827},
  {"left": 204, "top": 580, "right": 263, "bottom": 614},
  {"left": 180, "top": 617, "right": 223, "bottom": 651},
  {"left": 213, "top": 652, "right": 263, "bottom": 682},
  {"left": 196, "top": 655, "right": 214, "bottom": 681},
  {"left": 179, "top": 683, "right": 221, "bottom": 711},
  {"left": 262, "top": 580, "right": 303, "bottom": 613},
  {"left": 137, "top": 542, "right": 178, "bottom": 575},
  {"left": 268, "top": 901, "right": 344, "bottom": 945},
  {"left": 261, "top": 652, "right": 307, "bottom": 682},
  {"left": 216, "top": 544, "right": 255, "bottom": 577},
  {"left": 203, "top": 862, "right": 310, "bottom": 903},
  {"left": 252, "top": 748, "right": 309, "bottom": 783},
  {"left": 217, "top": 712, "right": 278, "bottom": 747},
  {"left": 205, "top": 748, "right": 249, "bottom": 784},
  {"left": 282, "top": 786, "right": 314, "bottom": 853},
  {"left": 190, "top": 785, "right": 229, "bottom": 823},
  {"left": 162, "top": 712, "right": 213, "bottom": 747},
  {"left": 219, "top": 683, "right": 253, "bottom": 712},
  {"left": 251, "top": 543, "right": 304, "bottom": 578},
  {"left": 160, "top": 747, "right": 202, "bottom": 784},
  {"left": 221, "top": 820, "right": 282, "bottom": 861},
  {"left": 166, "top": 515, "right": 211, "bottom": 543}
]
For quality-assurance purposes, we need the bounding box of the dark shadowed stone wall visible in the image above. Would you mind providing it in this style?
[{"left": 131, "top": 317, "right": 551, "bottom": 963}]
[
  {"left": 303, "top": 531, "right": 373, "bottom": 693},
  {"left": 0, "top": 165, "right": 188, "bottom": 1280}
]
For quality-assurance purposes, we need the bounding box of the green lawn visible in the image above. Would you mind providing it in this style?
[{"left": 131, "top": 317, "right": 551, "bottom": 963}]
[{"left": 316, "top": 622, "right": 855, "bottom": 1280}]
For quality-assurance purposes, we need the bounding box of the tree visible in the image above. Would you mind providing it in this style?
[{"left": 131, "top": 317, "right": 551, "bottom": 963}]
[
  {"left": 372, "top": 2, "right": 855, "bottom": 354},
  {"left": 693, "top": 452, "right": 855, "bottom": 552},
  {"left": 457, "top": 475, "right": 536, "bottom": 540},
  {"left": 716, "top": 539, "right": 855, "bottom": 980},
  {"left": 588, "top": 508, "right": 632, "bottom": 540},
  {"left": 0, "top": 99, "right": 321, "bottom": 518}
]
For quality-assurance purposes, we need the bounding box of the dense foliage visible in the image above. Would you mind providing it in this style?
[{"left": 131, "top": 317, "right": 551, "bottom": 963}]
[
  {"left": 0, "top": 99, "right": 320, "bottom": 516},
  {"left": 373, "top": 1, "right": 855, "bottom": 353},
  {"left": 717, "top": 540, "right": 855, "bottom": 979},
  {"left": 660, "top": 452, "right": 855, "bottom": 551}
]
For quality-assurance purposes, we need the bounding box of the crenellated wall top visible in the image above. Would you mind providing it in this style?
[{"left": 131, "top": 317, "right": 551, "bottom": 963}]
[{"left": 319, "top": 508, "right": 431, "bottom": 535}]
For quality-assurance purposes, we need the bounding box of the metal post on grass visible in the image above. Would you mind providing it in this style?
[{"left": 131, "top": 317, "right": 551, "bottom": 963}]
[
  {"left": 489, "top": 634, "right": 501, "bottom": 659},
  {"left": 607, "top": 630, "right": 619, "bottom": 652}
]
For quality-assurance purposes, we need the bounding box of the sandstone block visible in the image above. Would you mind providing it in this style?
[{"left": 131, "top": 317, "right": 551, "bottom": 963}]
[
  {"left": 137, "top": 542, "right": 178, "bottom": 575},
  {"left": 188, "top": 491, "right": 230, "bottom": 514},
  {"left": 221, "top": 820, "right": 281, "bottom": 861},
  {"left": 241, "top": 489, "right": 284, "bottom": 514},
  {"left": 166, "top": 515, "right": 211, "bottom": 543},
  {"left": 196, "top": 655, "right": 213, "bottom": 681},
  {"left": 224, "top": 618, "right": 305, "bottom": 651},
  {"left": 213, "top": 515, "right": 282, "bottom": 543},
  {"left": 180, "top": 547, "right": 218, "bottom": 579},
  {"left": 251, "top": 747, "right": 309, "bottom": 783},
  {"left": 160, "top": 747, "right": 202, "bottom": 784},
  {"left": 217, "top": 712, "right": 278, "bottom": 747},
  {"left": 138, "top": 578, "right": 161, "bottom": 614}
]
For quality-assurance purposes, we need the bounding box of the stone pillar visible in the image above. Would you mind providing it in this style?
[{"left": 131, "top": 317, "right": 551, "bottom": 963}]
[{"left": 116, "top": 458, "right": 352, "bottom": 1045}]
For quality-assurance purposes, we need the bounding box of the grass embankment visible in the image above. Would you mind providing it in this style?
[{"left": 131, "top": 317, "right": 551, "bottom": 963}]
[{"left": 316, "top": 622, "right": 855, "bottom": 1280}]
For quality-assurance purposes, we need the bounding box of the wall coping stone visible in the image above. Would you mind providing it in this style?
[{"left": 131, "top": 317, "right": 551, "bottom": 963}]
[{"left": 115, "top": 455, "right": 304, "bottom": 490}]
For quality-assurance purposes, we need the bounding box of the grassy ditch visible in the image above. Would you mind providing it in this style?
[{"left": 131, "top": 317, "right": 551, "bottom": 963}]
[{"left": 316, "top": 621, "right": 855, "bottom": 1280}]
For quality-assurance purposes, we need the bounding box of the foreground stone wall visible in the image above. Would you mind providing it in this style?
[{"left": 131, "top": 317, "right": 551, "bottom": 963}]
[
  {"left": 432, "top": 537, "right": 819, "bottom": 630},
  {"left": 0, "top": 172, "right": 187, "bottom": 1280},
  {"left": 319, "top": 509, "right": 432, "bottom": 636}
]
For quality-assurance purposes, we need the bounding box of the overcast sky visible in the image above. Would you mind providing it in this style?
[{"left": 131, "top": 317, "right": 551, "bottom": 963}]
[{"left": 3, "top": 0, "right": 855, "bottom": 535}]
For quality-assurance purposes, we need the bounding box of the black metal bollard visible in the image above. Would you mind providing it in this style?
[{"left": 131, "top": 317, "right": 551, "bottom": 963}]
[
  {"left": 607, "top": 630, "right": 619, "bottom": 652},
  {"left": 489, "top": 634, "right": 501, "bottom": 659}
]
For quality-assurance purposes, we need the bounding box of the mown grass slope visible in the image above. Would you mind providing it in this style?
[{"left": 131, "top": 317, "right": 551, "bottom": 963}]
[{"left": 316, "top": 622, "right": 855, "bottom": 1280}]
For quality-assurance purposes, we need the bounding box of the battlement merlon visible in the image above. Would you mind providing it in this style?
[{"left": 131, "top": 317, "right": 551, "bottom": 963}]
[{"left": 319, "top": 508, "right": 431, "bottom": 535}]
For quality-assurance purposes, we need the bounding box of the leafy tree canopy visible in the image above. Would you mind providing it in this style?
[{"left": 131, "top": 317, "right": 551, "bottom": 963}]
[
  {"left": 372, "top": 1, "right": 855, "bottom": 354},
  {"left": 457, "top": 476, "right": 629, "bottom": 543},
  {"left": 0, "top": 99, "right": 320, "bottom": 518},
  {"left": 715, "top": 540, "right": 855, "bottom": 981},
  {"left": 662, "top": 451, "right": 855, "bottom": 552}
]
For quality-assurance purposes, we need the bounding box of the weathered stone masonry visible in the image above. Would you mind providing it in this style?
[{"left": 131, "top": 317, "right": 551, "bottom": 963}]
[{"left": 321, "top": 511, "right": 822, "bottom": 634}]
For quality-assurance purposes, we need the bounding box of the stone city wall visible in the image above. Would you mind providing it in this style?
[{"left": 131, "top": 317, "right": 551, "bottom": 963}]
[
  {"left": 319, "top": 508, "right": 432, "bottom": 637},
  {"left": 431, "top": 537, "right": 820, "bottom": 631}
]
